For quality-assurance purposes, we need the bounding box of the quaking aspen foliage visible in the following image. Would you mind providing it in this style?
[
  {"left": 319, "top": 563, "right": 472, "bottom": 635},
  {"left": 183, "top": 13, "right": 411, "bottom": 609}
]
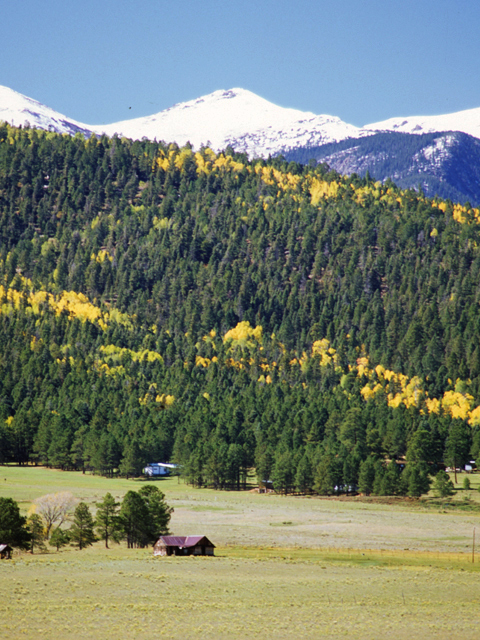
[{"left": 0, "top": 122, "right": 479, "bottom": 495}]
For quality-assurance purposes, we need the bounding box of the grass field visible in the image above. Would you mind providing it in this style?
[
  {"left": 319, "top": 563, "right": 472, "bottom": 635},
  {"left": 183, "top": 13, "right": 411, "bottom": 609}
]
[
  {"left": 3, "top": 464, "right": 479, "bottom": 552},
  {"left": 1, "top": 546, "right": 479, "bottom": 639},
  {"left": 1, "top": 465, "right": 480, "bottom": 639}
]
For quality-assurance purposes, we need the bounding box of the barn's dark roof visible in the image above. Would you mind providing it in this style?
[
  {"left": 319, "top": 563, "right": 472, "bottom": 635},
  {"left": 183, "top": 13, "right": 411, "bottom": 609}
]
[{"left": 157, "top": 536, "right": 215, "bottom": 548}]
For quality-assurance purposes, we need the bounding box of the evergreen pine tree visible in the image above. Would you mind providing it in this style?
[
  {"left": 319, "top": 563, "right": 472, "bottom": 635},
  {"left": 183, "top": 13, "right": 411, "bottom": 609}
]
[
  {"left": 404, "top": 462, "right": 431, "bottom": 498},
  {"left": 432, "top": 470, "right": 455, "bottom": 498},
  {"left": 380, "top": 461, "right": 401, "bottom": 496},
  {"left": 94, "top": 492, "right": 121, "bottom": 548},
  {"left": 295, "top": 453, "right": 313, "bottom": 494},
  {"left": 0, "top": 497, "right": 31, "bottom": 550},
  {"left": 119, "top": 490, "right": 150, "bottom": 548},
  {"left": 138, "top": 485, "right": 172, "bottom": 540},
  {"left": 372, "top": 460, "right": 385, "bottom": 495},
  {"left": 69, "top": 502, "right": 96, "bottom": 549},
  {"left": 49, "top": 527, "right": 71, "bottom": 551},
  {"left": 26, "top": 513, "right": 46, "bottom": 553},
  {"left": 271, "top": 450, "right": 294, "bottom": 495},
  {"left": 119, "top": 439, "right": 144, "bottom": 478},
  {"left": 358, "top": 456, "right": 375, "bottom": 495},
  {"left": 313, "top": 454, "right": 337, "bottom": 495}
]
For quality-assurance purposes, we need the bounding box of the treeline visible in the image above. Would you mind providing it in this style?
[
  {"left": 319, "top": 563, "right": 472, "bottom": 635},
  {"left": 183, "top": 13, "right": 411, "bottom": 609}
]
[
  {"left": 0, "top": 486, "right": 172, "bottom": 552},
  {"left": 0, "top": 123, "right": 480, "bottom": 495}
]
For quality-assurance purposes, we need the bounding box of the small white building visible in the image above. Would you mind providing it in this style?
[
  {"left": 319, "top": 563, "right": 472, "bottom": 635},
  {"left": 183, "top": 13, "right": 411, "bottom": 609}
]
[{"left": 143, "top": 462, "right": 178, "bottom": 477}]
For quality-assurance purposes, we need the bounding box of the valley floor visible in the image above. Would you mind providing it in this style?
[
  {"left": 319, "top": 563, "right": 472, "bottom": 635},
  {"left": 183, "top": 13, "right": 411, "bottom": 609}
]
[{"left": 1, "top": 466, "right": 479, "bottom": 638}]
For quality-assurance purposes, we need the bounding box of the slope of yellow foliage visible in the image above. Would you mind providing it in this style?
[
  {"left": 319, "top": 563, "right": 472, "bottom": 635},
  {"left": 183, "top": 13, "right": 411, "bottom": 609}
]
[
  {"left": 310, "top": 178, "right": 339, "bottom": 205},
  {"left": 91, "top": 249, "right": 113, "bottom": 263},
  {"left": 0, "top": 284, "right": 139, "bottom": 333},
  {"left": 224, "top": 321, "right": 263, "bottom": 347},
  {"left": 311, "top": 338, "right": 340, "bottom": 370},
  {"left": 0, "top": 285, "right": 25, "bottom": 312},
  {"left": 99, "top": 344, "right": 163, "bottom": 364},
  {"left": 213, "top": 153, "right": 244, "bottom": 173},
  {"left": 139, "top": 389, "right": 175, "bottom": 407},
  {"left": 256, "top": 165, "right": 301, "bottom": 192},
  {"left": 54, "top": 291, "right": 104, "bottom": 325},
  {"left": 359, "top": 354, "right": 480, "bottom": 423},
  {"left": 195, "top": 355, "right": 218, "bottom": 368}
]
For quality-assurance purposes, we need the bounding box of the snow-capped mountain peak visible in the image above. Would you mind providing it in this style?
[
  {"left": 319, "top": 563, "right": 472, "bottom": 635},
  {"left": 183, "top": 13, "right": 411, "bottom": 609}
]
[{"left": 93, "top": 88, "right": 362, "bottom": 156}]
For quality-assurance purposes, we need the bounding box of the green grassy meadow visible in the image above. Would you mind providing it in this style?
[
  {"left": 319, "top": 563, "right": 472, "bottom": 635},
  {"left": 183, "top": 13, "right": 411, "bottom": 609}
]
[
  {"left": 1, "top": 546, "right": 479, "bottom": 639},
  {"left": 1, "top": 466, "right": 480, "bottom": 639}
]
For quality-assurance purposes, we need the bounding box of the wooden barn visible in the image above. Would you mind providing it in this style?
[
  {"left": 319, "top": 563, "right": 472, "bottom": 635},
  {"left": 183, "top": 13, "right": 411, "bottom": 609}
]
[{"left": 153, "top": 536, "right": 215, "bottom": 557}]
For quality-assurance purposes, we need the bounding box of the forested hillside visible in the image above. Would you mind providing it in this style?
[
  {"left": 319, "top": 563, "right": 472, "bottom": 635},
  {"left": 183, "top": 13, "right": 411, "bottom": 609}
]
[
  {"left": 0, "top": 122, "right": 478, "bottom": 496},
  {"left": 285, "top": 131, "right": 480, "bottom": 206}
]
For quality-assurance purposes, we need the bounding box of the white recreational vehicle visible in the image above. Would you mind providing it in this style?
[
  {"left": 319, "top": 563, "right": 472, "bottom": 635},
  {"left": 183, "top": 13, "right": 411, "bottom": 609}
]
[{"left": 143, "top": 462, "right": 178, "bottom": 477}]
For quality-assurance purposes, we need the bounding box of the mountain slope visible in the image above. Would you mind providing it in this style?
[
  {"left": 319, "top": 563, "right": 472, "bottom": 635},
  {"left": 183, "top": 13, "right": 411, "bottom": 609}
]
[
  {"left": 0, "top": 85, "right": 92, "bottom": 136},
  {"left": 1, "top": 123, "right": 479, "bottom": 491},
  {"left": 285, "top": 131, "right": 480, "bottom": 205}
]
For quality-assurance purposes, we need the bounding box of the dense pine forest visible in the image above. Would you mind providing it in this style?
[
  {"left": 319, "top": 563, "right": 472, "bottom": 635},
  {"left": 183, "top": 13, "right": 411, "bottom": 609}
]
[{"left": 0, "top": 122, "right": 479, "bottom": 497}]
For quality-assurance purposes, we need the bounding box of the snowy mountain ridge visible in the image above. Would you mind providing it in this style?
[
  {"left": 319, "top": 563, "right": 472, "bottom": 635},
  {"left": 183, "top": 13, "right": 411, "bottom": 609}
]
[
  {"left": 3, "top": 84, "right": 480, "bottom": 157},
  {"left": 364, "top": 106, "right": 480, "bottom": 140}
]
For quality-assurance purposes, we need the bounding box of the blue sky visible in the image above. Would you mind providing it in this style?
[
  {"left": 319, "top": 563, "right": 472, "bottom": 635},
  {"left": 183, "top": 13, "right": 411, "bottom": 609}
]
[{"left": 3, "top": 0, "right": 480, "bottom": 126}]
